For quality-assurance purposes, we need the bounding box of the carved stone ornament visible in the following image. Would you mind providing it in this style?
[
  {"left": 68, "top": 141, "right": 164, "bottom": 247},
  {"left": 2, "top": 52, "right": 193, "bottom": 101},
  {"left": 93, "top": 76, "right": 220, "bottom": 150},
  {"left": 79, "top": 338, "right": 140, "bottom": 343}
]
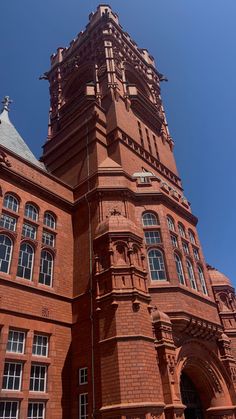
[{"left": 0, "top": 151, "right": 11, "bottom": 167}]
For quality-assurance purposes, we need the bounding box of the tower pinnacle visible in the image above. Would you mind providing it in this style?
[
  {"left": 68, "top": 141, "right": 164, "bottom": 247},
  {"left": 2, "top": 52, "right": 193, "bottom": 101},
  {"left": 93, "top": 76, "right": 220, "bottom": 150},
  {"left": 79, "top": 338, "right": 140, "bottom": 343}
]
[{"left": 1, "top": 95, "right": 13, "bottom": 112}]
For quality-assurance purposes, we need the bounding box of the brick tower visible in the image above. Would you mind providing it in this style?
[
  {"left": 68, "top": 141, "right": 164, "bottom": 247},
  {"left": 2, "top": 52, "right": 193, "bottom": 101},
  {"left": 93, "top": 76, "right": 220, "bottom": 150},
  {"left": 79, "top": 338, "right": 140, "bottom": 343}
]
[{"left": 0, "top": 4, "right": 236, "bottom": 419}]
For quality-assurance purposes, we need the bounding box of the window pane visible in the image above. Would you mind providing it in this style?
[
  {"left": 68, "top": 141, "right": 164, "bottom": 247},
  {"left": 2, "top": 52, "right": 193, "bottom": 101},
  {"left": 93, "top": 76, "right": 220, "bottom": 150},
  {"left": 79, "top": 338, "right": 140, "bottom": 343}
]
[
  {"left": 0, "top": 235, "right": 12, "bottom": 273},
  {"left": 0, "top": 214, "right": 16, "bottom": 231},
  {"left": 39, "top": 251, "right": 53, "bottom": 287},
  {"left": 42, "top": 230, "right": 55, "bottom": 247},
  {"left": 30, "top": 365, "right": 47, "bottom": 392},
  {"left": 175, "top": 254, "right": 185, "bottom": 285},
  {"left": 148, "top": 249, "right": 166, "bottom": 281},
  {"left": 17, "top": 243, "right": 34, "bottom": 280},
  {"left": 2, "top": 362, "right": 22, "bottom": 390},
  {"left": 187, "top": 260, "right": 197, "bottom": 290},
  {"left": 7, "top": 330, "right": 25, "bottom": 354},
  {"left": 142, "top": 212, "right": 158, "bottom": 226},
  {"left": 22, "top": 223, "right": 37, "bottom": 240},
  {"left": 25, "top": 204, "right": 38, "bottom": 221},
  {"left": 167, "top": 217, "right": 175, "bottom": 231},
  {"left": 44, "top": 212, "right": 56, "bottom": 229},
  {"left": 0, "top": 401, "right": 18, "bottom": 419},
  {"left": 144, "top": 230, "right": 161, "bottom": 244},
  {"left": 27, "top": 403, "right": 45, "bottom": 419},
  {"left": 32, "top": 335, "right": 48, "bottom": 357},
  {"left": 3, "top": 195, "right": 19, "bottom": 212}
]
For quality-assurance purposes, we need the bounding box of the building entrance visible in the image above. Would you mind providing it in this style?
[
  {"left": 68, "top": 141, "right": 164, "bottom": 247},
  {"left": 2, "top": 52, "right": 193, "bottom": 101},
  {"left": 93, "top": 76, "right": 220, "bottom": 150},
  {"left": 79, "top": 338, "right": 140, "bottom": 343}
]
[{"left": 180, "top": 373, "right": 204, "bottom": 419}]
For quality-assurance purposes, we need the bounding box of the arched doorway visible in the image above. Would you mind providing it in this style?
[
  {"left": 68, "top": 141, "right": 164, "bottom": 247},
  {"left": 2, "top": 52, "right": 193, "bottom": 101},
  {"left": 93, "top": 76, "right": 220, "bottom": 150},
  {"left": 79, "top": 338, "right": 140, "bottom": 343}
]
[{"left": 180, "top": 372, "right": 204, "bottom": 419}]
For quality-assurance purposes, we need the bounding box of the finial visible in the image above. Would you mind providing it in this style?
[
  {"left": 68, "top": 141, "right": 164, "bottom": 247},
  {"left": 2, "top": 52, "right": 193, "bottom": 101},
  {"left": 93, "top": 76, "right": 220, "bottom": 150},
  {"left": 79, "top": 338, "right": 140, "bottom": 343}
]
[{"left": 1, "top": 96, "right": 13, "bottom": 112}]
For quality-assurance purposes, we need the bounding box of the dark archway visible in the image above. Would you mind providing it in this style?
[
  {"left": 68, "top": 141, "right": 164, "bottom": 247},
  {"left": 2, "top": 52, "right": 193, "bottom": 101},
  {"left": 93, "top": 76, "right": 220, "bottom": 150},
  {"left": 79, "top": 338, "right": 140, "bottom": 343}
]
[{"left": 180, "top": 372, "right": 204, "bottom": 419}]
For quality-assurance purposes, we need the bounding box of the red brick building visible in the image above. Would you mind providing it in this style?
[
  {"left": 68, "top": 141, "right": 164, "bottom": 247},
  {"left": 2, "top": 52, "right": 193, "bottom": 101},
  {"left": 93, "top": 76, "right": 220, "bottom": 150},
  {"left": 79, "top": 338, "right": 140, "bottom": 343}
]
[{"left": 0, "top": 5, "right": 236, "bottom": 419}]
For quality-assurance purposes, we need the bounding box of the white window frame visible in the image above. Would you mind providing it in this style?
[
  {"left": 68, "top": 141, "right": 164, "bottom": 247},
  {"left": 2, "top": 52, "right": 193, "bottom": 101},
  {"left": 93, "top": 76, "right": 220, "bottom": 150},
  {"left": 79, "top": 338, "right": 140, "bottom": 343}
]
[
  {"left": 148, "top": 248, "right": 166, "bottom": 281},
  {"left": 32, "top": 335, "right": 49, "bottom": 357},
  {"left": 42, "top": 230, "right": 55, "bottom": 247},
  {"left": 189, "top": 230, "right": 196, "bottom": 244},
  {"left": 79, "top": 393, "right": 88, "bottom": 419},
  {"left": 7, "top": 330, "right": 25, "bottom": 354},
  {"left": 0, "top": 214, "right": 17, "bottom": 232},
  {"left": 144, "top": 230, "right": 161, "bottom": 245},
  {"left": 171, "top": 234, "right": 178, "bottom": 248},
  {"left": 2, "top": 362, "right": 23, "bottom": 391},
  {"left": 182, "top": 241, "right": 189, "bottom": 255},
  {"left": 167, "top": 216, "right": 175, "bottom": 231},
  {"left": 27, "top": 402, "right": 45, "bottom": 419},
  {"left": 0, "top": 234, "right": 12, "bottom": 274},
  {"left": 142, "top": 212, "right": 158, "bottom": 226},
  {"left": 79, "top": 368, "right": 88, "bottom": 385},
  {"left": 3, "top": 194, "right": 19, "bottom": 213},
  {"left": 0, "top": 401, "right": 19, "bottom": 419},
  {"left": 174, "top": 253, "right": 185, "bottom": 285},
  {"left": 39, "top": 250, "right": 53, "bottom": 287},
  {"left": 187, "top": 260, "right": 197, "bottom": 290},
  {"left": 30, "top": 365, "right": 47, "bottom": 392},
  {"left": 198, "top": 266, "right": 208, "bottom": 295},
  {"left": 22, "top": 223, "right": 37, "bottom": 240},
  {"left": 17, "top": 243, "right": 34, "bottom": 281},
  {"left": 25, "top": 204, "right": 38, "bottom": 222},
  {"left": 43, "top": 212, "right": 56, "bottom": 229},
  {"left": 193, "top": 248, "right": 200, "bottom": 260},
  {"left": 178, "top": 223, "right": 186, "bottom": 238}
]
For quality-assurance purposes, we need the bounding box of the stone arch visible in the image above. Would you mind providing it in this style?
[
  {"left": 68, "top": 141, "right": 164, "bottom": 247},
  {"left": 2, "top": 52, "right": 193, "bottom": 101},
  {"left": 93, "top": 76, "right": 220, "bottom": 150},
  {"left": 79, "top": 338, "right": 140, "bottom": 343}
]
[{"left": 176, "top": 339, "right": 235, "bottom": 414}]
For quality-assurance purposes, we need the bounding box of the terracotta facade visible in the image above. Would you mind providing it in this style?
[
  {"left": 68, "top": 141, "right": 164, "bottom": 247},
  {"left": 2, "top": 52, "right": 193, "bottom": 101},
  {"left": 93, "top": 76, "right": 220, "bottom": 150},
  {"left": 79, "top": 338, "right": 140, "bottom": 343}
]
[{"left": 0, "top": 5, "right": 236, "bottom": 419}]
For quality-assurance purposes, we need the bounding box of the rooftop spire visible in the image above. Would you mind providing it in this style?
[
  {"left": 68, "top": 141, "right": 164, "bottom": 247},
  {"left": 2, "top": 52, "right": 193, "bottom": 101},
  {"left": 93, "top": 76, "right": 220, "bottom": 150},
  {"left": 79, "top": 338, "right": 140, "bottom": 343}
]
[{"left": 1, "top": 96, "right": 13, "bottom": 112}]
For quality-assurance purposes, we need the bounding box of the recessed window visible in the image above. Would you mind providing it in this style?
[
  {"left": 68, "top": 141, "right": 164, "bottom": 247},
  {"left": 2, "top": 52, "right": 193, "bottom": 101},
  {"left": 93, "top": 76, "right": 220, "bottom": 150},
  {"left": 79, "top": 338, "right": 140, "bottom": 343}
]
[
  {"left": 32, "top": 335, "right": 48, "bottom": 357},
  {"left": 198, "top": 266, "right": 208, "bottom": 295},
  {"left": 193, "top": 248, "right": 199, "bottom": 260},
  {"left": 189, "top": 229, "right": 196, "bottom": 244},
  {"left": 148, "top": 249, "right": 166, "bottom": 280},
  {"left": 79, "top": 367, "right": 88, "bottom": 385},
  {"left": 0, "top": 401, "right": 19, "bottom": 419},
  {"left": 167, "top": 216, "right": 175, "bottom": 232},
  {"left": 142, "top": 212, "right": 159, "bottom": 226},
  {"left": 171, "top": 235, "right": 178, "bottom": 248},
  {"left": 42, "top": 230, "right": 55, "bottom": 247},
  {"left": 44, "top": 212, "right": 56, "bottom": 229},
  {"left": 174, "top": 254, "right": 185, "bottom": 285},
  {"left": 178, "top": 223, "right": 186, "bottom": 238},
  {"left": 22, "top": 223, "right": 37, "bottom": 240},
  {"left": 39, "top": 250, "right": 53, "bottom": 287},
  {"left": 0, "top": 214, "right": 16, "bottom": 231},
  {"left": 79, "top": 393, "right": 88, "bottom": 419},
  {"left": 30, "top": 365, "right": 47, "bottom": 392},
  {"left": 7, "top": 330, "right": 25, "bottom": 354},
  {"left": 187, "top": 260, "right": 197, "bottom": 290},
  {"left": 0, "top": 234, "right": 12, "bottom": 273},
  {"left": 27, "top": 403, "right": 45, "bottom": 419},
  {"left": 2, "top": 362, "right": 22, "bottom": 391},
  {"left": 25, "top": 204, "right": 38, "bottom": 222},
  {"left": 3, "top": 194, "right": 19, "bottom": 213},
  {"left": 17, "top": 243, "right": 34, "bottom": 280},
  {"left": 182, "top": 241, "right": 189, "bottom": 255},
  {"left": 144, "top": 230, "right": 161, "bottom": 244}
]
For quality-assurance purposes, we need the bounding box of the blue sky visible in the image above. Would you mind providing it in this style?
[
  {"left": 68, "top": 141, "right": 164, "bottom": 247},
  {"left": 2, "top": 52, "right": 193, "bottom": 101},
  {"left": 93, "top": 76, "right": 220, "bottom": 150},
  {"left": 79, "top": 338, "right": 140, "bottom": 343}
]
[{"left": 1, "top": 0, "right": 236, "bottom": 284}]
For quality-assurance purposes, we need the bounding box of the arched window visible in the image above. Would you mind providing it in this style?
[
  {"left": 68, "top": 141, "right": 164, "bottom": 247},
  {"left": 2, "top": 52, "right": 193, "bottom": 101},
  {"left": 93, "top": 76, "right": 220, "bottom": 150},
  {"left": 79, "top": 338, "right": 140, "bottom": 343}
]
[
  {"left": 189, "top": 229, "right": 196, "bottom": 244},
  {"left": 198, "top": 266, "right": 208, "bottom": 295},
  {"left": 39, "top": 250, "right": 53, "bottom": 287},
  {"left": 148, "top": 249, "right": 166, "bottom": 280},
  {"left": 17, "top": 243, "right": 34, "bottom": 280},
  {"left": 44, "top": 212, "right": 56, "bottom": 229},
  {"left": 142, "top": 212, "right": 159, "bottom": 226},
  {"left": 167, "top": 216, "right": 175, "bottom": 232},
  {"left": 24, "top": 204, "right": 38, "bottom": 222},
  {"left": 186, "top": 260, "right": 197, "bottom": 290},
  {"left": 0, "top": 234, "right": 12, "bottom": 273},
  {"left": 3, "top": 194, "right": 19, "bottom": 212},
  {"left": 174, "top": 253, "right": 185, "bottom": 285},
  {"left": 178, "top": 223, "right": 186, "bottom": 238}
]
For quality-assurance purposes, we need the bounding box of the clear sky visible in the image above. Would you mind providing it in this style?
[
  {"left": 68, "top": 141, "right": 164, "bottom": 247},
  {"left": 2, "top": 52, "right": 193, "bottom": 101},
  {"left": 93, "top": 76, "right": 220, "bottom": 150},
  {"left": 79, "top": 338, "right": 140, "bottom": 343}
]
[{"left": 1, "top": 0, "right": 236, "bottom": 284}]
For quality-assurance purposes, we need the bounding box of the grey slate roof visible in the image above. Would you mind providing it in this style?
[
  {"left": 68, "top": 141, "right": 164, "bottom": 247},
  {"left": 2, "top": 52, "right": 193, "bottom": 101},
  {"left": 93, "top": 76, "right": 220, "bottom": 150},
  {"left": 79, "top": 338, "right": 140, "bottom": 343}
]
[{"left": 0, "top": 108, "right": 45, "bottom": 169}]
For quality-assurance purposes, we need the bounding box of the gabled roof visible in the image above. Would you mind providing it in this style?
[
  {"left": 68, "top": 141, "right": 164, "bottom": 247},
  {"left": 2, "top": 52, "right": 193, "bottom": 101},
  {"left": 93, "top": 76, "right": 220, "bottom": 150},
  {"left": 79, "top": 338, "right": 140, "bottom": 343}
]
[{"left": 0, "top": 101, "right": 45, "bottom": 169}]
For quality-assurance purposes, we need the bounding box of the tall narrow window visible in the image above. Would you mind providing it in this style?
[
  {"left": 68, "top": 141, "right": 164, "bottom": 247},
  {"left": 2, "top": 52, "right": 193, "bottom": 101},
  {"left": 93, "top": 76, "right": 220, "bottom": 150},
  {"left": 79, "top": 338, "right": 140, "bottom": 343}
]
[
  {"left": 3, "top": 194, "right": 19, "bottom": 212},
  {"left": 39, "top": 251, "right": 53, "bottom": 287},
  {"left": 153, "top": 135, "right": 160, "bottom": 160},
  {"left": 189, "top": 229, "right": 196, "bottom": 244},
  {"left": 25, "top": 204, "right": 38, "bottom": 222},
  {"left": 142, "top": 212, "right": 159, "bottom": 226},
  {"left": 2, "top": 362, "right": 22, "bottom": 391},
  {"left": 30, "top": 365, "right": 47, "bottom": 392},
  {"left": 145, "top": 128, "right": 152, "bottom": 154},
  {"left": 137, "top": 121, "right": 144, "bottom": 148},
  {"left": 187, "top": 260, "right": 197, "bottom": 290},
  {"left": 7, "top": 330, "right": 25, "bottom": 354},
  {"left": 0, "top": 401, "right": 19, "bottom": 419},
  {"left": 167, "top": 216, "right": 175, "bottom": 232},
  {"left": 171, "top": 235, "right": 178, "bottom": 248},
  {"left": 27, "top": 403, "right": 45, "bottom": 419},
  {"left": 17, "top": 243, "right": 34, "bottom": 280},
  {"left": 174, "top": 254, "right": 185, "bottom": 285},
  {"left": 178, "top": 223, "right": 186, "bottom": 238},
  {"left": 0, "top": 234, "right": 12, "bottom": 273},
  {"left": 79, "top": 393, "right": 88, "bottom": 419},
  {"left": 148, "top": 249, "right": 166, "bottom": 280},
  {"left": 43, "top": 212, "right": 56, "bottom": 229},
  {"left": 198, "top": 266, "right": 208, "bottom": 295}
]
